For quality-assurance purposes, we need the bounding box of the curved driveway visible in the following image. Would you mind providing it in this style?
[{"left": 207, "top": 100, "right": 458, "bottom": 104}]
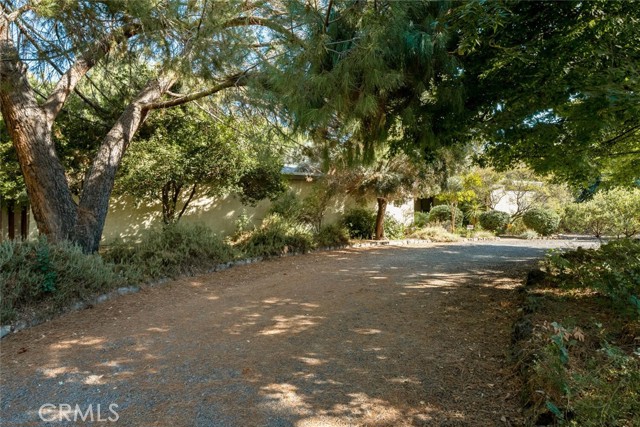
[{"left": 0, "top": 238, "right": 595, "bottom": 426}]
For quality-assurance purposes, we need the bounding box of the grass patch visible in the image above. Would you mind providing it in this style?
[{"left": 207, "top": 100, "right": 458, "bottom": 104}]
[{"left": 1, "top": 238, "right": 130, "bottom": 323}]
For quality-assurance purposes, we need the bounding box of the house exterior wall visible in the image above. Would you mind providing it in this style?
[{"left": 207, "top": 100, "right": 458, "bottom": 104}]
[{"left": 3, "top": 179, "right": 415, "bottom": 244}]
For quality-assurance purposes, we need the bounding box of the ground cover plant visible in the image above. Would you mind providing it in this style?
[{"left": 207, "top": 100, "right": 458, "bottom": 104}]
[
  {"left": 514, "top": 239, "right": 640, "bottom": 425},
  {"left": 1, "top": 238, "right": 130, "bottom": 323}
]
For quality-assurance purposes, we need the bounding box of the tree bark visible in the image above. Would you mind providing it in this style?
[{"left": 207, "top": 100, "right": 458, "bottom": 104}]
[
  {"left": 0, "top": 25, "right": 78, "bottom": 242},
  {"left": 375, "top": 197, "right": 387, "bottom": 240}
]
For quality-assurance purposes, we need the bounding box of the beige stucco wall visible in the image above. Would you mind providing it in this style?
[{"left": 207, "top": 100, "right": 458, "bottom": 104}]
[
  {"left": 101, "top": 179, "right": 385, "bottom": 243},
  {"left": 5, "top": 179, "right": 415, "bottom": 243}
]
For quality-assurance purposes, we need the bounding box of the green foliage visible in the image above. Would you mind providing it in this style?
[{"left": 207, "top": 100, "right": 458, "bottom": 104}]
[
  {"left": 409, "top": 226, "right": 460, "bottom": 242},
  {"left": 383, "top": 215, "right": 406, "bottom": 240},
  {"left": 237, "top": 214, "right": 314, "bottom": 257},
  {"left": 269, "top": 191, "right": 304, "bottom": 221},
  {"left": 544, "top": 239, "right": 640, "bottom": 318},
  {"left": 238, "top": 162, "right": 287, "bottom": 206},
  {"left": 563, "top": 187, "right": 640, "bottom": 237},
  {"left": 104, "top": 223, "right": 237, "bottom": 280},
  {"left": 429, "top": 205, "right": 463, "bottom": 228},
  {"left": 519, "top": 230, "right": 539, "bottom": 240},
  {"left": 478, "top": 210, "right": 510, "bottom": 233},
  {"left": 413, "top": 211, "right": 430, "bottom": 228},
  {"left": 523, "top": 208, "right": 560, "bottom": 236},
  {"left": 1, "top": 238, "right": 128, "bottom": 323},
  {"left": 527, "top": 322, "right": 640, "bottom": 426},
  {"left": 342, "top": 207, "right": 376, "bottom": 239},
  {"left": 314, "top": 223, "right": 350, "bottom": 248},
  {"left": 116, "top": 107, "right": 286, "bottom": 224},
  {"left": 465, "top": 1, "right": 640, "bottom": 188}
]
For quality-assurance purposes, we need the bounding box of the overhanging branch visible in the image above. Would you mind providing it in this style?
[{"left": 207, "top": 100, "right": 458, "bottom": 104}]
[{"left": 142, "top": 72, "right": 253, "bottom": 111}]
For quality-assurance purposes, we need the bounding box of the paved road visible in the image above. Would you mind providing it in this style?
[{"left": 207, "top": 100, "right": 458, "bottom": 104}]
[{"left": 0, "top": 238, "right": 596, "bottom": 426}]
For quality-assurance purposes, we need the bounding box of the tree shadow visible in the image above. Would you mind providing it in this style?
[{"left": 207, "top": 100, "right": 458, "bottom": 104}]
[{"left": 0, "top": 242, "right": 592, "bottom": 426}]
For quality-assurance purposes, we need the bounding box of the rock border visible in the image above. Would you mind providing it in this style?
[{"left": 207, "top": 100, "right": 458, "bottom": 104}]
[{"left": 1, "top": 236, "right": 501, "bottom": 339}]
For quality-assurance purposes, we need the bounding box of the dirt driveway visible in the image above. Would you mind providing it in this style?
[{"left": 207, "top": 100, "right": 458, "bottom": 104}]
[{"left": 0, "top": 239, "right": 595, "bottom": 426}]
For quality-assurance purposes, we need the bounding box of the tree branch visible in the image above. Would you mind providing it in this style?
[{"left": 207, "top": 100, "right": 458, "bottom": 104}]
[
  {"left": 223, "top": 16, "right": 304, "bottom": 47},
  {"left": 1, "top": 2, "right": 32, "bottom": 23},
  {"left": 142, "top": 72, "right": 253, "bottom": 111},
  {"left": 178, "top": 184, "right": 198, "bottom": 220},
  {"left": 42, "top": 23, "right": 139, "bottom": 120}
]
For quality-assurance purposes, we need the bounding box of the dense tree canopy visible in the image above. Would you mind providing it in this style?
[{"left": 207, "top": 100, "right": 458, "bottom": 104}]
[{"left": 462, "top": 0, "right": 640, "bottom": 188}]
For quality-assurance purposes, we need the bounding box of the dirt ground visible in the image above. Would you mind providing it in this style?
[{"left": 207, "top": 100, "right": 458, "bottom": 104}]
[{"left": 0, "top": 239, "right": 596, "bottom": 426}]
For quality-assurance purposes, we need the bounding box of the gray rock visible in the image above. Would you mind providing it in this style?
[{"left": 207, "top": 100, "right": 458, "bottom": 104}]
[
  {"left": 117, "top": 286, "right": 140, "bottom": 296},
  {"left": 95, "top": 294, "right": 111, "bottom": 304},
  {"left": 1, "top": 325, "right": 12, "bottom": 339}
]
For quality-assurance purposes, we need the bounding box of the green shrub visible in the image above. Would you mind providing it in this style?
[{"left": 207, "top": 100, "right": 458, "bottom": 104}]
[
  {"left": 383, "top": 215, "right": 406, "bottom": 239},
  {"left": 479, "top": 210, "right": 511, "bottom": 233},
  {"left": 523, "top": 208, "right": 560, "bottom": 236},
  {"left": 413, "top": 211, "right": 430, "bottom": 228},
  {"left": 409, "top": 226, "right": 461, "bottom": 242},
  {"left": 269, "top": 191, "right": 303, "bottom": 221},
  {"left": 544, "top": 239, "right": 640, "bottom": 318},
  {"left": 519, "top": 229, "right": 539, "bottom": 240},
  {"left": 562, "top": 188, "right": 640, "bottom": 237},
  {"left": 314, "top": 223, "right": 350, "bottom": 247},
  {"left": 343, "top": 207, "right": 376, "bottom": 239},
  {"left": 104, "top": 222, "right": 237, "bottom": 280},
  {"left": 471, "top": 230, "right": 496, "bottom": 239},
  {"left": 506, "top": 216, "right": 528, "bottom": 235},
  {"left": 526, "top": 322, "right": 640, "bottom": 426},
  {"left": 1, "top": 238, "right": 129, "bottom": 323},
  {"left": 238, "top": 214, "right": 314, "bottom": 257},
  {"left": 428, "top": 205, "right": 463, "bottom": 228}
]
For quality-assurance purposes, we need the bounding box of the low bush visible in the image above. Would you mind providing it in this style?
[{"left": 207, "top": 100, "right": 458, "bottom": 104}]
[
  {"left": 523, "top": 208, "right": 560, "bottom": 236},
  {"left": 471, "top": 230, "right": 496, "bottom": 239},
  {"left": 519, "top": 229, "right": 539, "bottom": 240},
  {"left": 524, "top": 320, "right": 640, "bottom": 426},
  {"left": 413, "top": 211, "right": 430, "bottom": 228},
  {"left": 314, "top": 223, "right": 350, "bottom": 247},
  {"left": 343, "top": 207, "right": 376, "bottom": 239},
  {"left": 1, "top": 238, "right": 129, "bottom": 323},
  {"left": 479, "top": 210, "right": 510, "bottom": 233},
  {"left": 543, "top": 239, "right": 640, "bottom": 318},
  {"left": 506, "top": 217, "right": 528, "bottom": 235},
  {"left": 409, "top": 226, "right": 461, "bottom": 242},
  {"left": 428, "top": 205, "right": 463, "bottom": 228},
  {"left": 383, "top": 215, "right": 406, "bottom": 239},
  {"left": 105, "top": 222, "right": 237, "bottom": 280},
  {"left": 237, "top": 214, "right": 314, "bottom": 257}
]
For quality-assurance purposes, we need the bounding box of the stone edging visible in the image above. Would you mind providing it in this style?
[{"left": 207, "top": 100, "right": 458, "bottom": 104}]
[{"left": 0, "top": 236, "right": 501, "bottom": 339}]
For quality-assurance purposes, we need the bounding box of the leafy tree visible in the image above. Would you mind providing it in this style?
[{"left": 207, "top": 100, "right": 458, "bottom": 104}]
[
  {"left": 0, "top": 0, "right": 307, "bottom": 252},
  {"left": 435, "top": 175, "right": 478, "bottom": 232},
  {"left": 331, "top": 149, "right": 443, "bottom": 240},
  {"left": 114, "top": 106, "right": 286, "bottom": 224},
  {"left": 461, "top": 1, "right": 640, "bottom": 189}
]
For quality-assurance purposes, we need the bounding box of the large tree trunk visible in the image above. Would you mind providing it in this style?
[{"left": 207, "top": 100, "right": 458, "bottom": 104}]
[
  {"left": 375, "top": 197, "right": 387, "bottom": 240},
  {"left": 2, "top": 18, "right": 175, "bottom": 251},
  {"left": 0, "top": 26, "right": 78, "bottom": 242}
]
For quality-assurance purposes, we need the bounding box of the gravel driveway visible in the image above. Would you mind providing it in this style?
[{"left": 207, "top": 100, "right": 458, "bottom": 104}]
[{"left": 0, "top": 238, "right": 596, "bottom": 426}]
